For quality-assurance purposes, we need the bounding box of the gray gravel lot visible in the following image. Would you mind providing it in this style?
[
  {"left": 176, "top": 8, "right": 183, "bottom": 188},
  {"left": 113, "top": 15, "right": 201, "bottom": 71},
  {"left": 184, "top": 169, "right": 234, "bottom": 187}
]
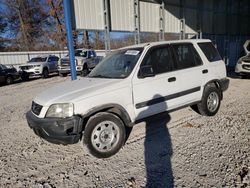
[{"left": 0, "top": 76, "right": 249, "bottom": 187}]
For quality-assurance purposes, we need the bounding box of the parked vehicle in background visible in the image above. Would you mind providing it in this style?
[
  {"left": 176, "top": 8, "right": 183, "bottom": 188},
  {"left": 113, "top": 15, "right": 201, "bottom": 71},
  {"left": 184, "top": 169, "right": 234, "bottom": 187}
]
[
  {"left": 58, "top": 49, "right": 100, "bottom": 77},
  {"left": 26, "top": 39, "right": 229, "bottom": 158},
  {"left": 0, "top": 64, "right": 20, "bottom": 85},
  {"left": 235, "top": 40, "right": 250, "bottom": 78},
  {"left": 19, "top": 55, "right": 59, "bottom": 80}
]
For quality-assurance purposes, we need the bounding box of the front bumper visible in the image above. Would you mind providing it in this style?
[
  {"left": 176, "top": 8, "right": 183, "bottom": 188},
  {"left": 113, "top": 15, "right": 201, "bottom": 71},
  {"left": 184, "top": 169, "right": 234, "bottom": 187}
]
[
  {"left": 235, "top": 63, "right": 250, "bottom": 75},
  {"left": 26, "top": 111, "right": 83, "bottom": 145},
  {"left": 58, "top": 66, "right": 83, "bottom": 74},
  {"left": 19, "top": 70, "right": 41, "bottom": 76}
]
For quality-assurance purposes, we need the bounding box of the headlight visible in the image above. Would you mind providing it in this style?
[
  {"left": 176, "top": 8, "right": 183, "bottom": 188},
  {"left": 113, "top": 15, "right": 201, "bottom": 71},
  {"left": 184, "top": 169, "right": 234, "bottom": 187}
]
[
  {"left": 46, "top": 103, "right": 74, "bottom": 118},
  {"left": 34, "top": 65, "right": 41, "bottom": 67},
  {"left": 78, "top": 61, "right": 82, "bottom": 66}
]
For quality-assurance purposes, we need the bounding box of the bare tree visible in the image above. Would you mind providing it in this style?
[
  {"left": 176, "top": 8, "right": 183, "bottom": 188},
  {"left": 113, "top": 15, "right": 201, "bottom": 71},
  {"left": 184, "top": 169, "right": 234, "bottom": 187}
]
[
  {"left": 46, "top": 0, "right": 66, "bottom": 49},
  {"left": 0, "top": 0, "right": 50, "bottom": 51}
]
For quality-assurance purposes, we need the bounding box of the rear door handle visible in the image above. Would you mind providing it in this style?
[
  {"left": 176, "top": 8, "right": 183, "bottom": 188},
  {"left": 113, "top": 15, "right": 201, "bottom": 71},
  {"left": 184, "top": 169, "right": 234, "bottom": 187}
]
[
  {"left": 202, "top": 69, "right": 208, "bottom": 74},
  {"left": 168, "top": 77, "right": 176, "bottom": 82}
]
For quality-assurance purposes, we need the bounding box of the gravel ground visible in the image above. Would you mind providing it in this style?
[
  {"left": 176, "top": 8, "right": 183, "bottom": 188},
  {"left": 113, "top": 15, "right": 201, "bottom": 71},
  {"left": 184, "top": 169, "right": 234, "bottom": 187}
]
[{"left": 0, "top": 75, "right": 249, "bottom": 188}]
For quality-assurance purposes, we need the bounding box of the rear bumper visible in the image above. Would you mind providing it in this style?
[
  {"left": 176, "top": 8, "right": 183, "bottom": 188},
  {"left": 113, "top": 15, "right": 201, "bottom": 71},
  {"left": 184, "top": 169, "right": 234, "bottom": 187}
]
[
  {"left": 26, "top": 111, "right": 83, "bottom": 145},
  {"left": 219, "top": 78, "right": 230, "bottom": 92}
]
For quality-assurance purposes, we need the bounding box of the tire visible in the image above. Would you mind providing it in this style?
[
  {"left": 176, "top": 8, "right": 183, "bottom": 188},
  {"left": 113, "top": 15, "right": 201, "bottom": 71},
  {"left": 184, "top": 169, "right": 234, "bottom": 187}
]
[
  {"left": 21, "top": 73, "right": 29, "bottom": 81},
  {"left": 81, "top": 64, "right": 88, "bottom": 77},
  {"left": 42, "top": 68, "right": 49, "bottom": 79},
  {"left": 193, "top": 84, "right": 221, "bottom": 116},
  {"left": 6, "top": 76, "right": 13, "bottom": 85},
  {"left": 83, "top": 112, "right": 126, "bottom": 158},
  {"left": 59, "top": 73, "right": 67, "bottom": 77}
]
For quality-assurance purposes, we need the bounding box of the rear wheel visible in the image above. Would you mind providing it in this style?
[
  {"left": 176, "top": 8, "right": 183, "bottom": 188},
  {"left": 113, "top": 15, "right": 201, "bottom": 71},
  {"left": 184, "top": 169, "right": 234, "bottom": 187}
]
[
  {"left": 191, "top": 84, "right": 221, "bottom": 116},
  {"left": 6, "top": 76, "right": 13, "bottom": 85},
  {"left": 42, "top": 68, "right": 49, "bottom": 79},
  {"left": 83, "top": 112, "right": 126, "bottom": 158}
]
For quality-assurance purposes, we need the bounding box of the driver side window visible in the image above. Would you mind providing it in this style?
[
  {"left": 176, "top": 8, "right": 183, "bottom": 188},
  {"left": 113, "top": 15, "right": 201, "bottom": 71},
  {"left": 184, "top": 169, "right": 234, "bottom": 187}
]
[{"left": 143, "top": 45, "right": 175, "bottom": 75}]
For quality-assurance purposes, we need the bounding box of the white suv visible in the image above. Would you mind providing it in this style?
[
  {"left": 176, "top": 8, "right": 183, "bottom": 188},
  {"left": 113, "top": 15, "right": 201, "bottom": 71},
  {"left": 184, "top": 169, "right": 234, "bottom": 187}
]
[
  {"left": 19, "top": 55, "right": 59, "bottom": 80},
  {"left": 26, "top": 39, "right": 229, "bottom": 158},
  {"left": 235, "top": 40, "right": 250, "bottom": 78}
]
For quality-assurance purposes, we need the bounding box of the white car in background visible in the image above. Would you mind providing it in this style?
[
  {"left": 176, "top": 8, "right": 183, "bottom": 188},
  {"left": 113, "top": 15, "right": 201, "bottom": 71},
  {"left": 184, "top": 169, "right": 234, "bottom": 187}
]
[
  {"left": 19, "top": 55, "right": 59, "bottom": 80},
  {"left": 235, "top": 40, "right": 250, "bottom": 78}
]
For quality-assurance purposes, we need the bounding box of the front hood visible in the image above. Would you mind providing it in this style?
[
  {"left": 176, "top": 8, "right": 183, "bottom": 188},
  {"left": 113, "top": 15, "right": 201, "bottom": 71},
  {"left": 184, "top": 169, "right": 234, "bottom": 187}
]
[
  {"left": 20, "top": 62, "right": 43, "bottom": 66},
  {"left": 34, "top": 77, "right": 124, "bottom": 106}
]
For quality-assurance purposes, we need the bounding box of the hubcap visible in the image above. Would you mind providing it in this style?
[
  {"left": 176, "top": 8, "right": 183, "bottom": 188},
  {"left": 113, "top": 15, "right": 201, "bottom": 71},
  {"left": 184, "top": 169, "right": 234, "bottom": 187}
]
[
  {"left": 207, "top": 92, "right": 219, "bottom": 112},
  {"left": 91, "top": 121, "right": 120, "bottom": 152},
  {"left": 6, "top": 78, "right": 11, "bottom": 84}
]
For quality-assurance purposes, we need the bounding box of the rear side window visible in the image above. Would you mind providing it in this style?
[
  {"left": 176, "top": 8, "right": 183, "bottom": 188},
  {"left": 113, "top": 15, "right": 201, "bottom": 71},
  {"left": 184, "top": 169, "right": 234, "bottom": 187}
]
[
  {"left": 171, "top": 43, "right": 202, "bottom": 70},
  {"left": 198, "top": 42, "right": 222, "bottom": 62}
]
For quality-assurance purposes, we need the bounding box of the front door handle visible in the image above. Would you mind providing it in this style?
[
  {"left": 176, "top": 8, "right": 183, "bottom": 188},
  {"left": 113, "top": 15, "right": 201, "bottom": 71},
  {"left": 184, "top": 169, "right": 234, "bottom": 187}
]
[
  {"left": 168, "top": 77, "right": 176, "bottom": 82},
  {"left": 202, "top": 69, "right": 208, "bottom": 74}
]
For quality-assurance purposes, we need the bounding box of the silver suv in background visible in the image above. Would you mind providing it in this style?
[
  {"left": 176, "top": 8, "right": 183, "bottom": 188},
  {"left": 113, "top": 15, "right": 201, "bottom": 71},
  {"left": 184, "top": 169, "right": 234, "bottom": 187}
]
[
  {"left": 19, "top": 55, "right": 59, "bottom": 80},
  {"left": 58, "top": 49, "right": 100, "bottom": 77}
]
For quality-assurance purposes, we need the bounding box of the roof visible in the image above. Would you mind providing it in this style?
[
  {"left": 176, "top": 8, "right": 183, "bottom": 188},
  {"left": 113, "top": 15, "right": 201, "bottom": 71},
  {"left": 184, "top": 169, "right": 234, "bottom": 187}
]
[{"left": 120, "top": 39, "right": 212, "bottom": 50}]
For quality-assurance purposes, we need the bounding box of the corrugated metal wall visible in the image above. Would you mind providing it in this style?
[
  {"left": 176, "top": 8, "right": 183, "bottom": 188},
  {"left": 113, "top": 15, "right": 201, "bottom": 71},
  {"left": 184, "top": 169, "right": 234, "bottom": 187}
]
[
  {"left": 73, "top": 0, "right": 104, "bottom": 30},
  {"left": 0, "top": 50, "right": 106, "bottom": 66},
  {"left": 110, "top": 0, "right": 134, "bottom": 31}
]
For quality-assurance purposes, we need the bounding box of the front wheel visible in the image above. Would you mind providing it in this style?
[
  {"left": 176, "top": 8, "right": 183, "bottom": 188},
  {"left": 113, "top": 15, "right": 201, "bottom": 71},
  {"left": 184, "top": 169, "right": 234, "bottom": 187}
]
[
  {"left": 191, "top": 84, "right": 221, "bottom": 116},
  {"left": 83, "top": 112, "right": 126, "bottom": 158},
  {"left": 42, "top": 69, "right": 49, "bottom": 79},
  {"left": 81, "top": 64, "right": 88, "bottom": 77},
  {"left": 6, "top": 76, "right": 13, "bottom": 85}
]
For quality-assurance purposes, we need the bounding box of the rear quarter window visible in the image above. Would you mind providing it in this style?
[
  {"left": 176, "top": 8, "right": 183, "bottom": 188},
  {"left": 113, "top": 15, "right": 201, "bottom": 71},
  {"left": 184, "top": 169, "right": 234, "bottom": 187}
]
[{"left": 198, "top": 42, "right": 222, "bottom": 62}]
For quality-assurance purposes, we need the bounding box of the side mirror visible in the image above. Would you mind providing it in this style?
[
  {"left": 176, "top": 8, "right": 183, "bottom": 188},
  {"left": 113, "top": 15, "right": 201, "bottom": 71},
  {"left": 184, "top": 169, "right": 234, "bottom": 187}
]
[{"left": 139, "top": 65, "right": 155, "bottom": 78}]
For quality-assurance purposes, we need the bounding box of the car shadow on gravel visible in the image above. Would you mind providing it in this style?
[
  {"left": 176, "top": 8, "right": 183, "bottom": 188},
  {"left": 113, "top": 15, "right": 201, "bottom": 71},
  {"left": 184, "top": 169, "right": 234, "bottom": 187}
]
[{"left": 138, "top": 94, "right": 174, "bottom": 187}]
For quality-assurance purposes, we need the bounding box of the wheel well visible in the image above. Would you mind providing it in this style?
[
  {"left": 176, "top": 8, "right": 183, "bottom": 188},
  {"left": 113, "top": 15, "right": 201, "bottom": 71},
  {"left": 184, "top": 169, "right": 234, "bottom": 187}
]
[
  {"left": 204, "top": 80, "right": 223, "bottom": 99},
  {"left": 81, "top": 105, "right": 132, "bottom": 131},
  {"left": 43, "top": 67, "right": 49, "bottom": 72},
  {"left": 83, "top": 63, "right": 88, "bottom": 68}
]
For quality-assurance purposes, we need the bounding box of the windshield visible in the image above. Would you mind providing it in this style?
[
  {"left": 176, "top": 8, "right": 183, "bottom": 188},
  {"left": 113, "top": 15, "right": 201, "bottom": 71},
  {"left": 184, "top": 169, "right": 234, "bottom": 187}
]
[
  {"left": 89, "top": 48, "right": 143, "bottom": 79},
  {"left": 29, "top": 57, "right": 47, "bottom": 62}
]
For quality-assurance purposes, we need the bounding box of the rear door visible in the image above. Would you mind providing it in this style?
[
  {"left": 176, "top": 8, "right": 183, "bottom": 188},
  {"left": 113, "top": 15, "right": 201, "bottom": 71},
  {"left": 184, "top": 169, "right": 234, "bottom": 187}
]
[
  {"left": 87, "top": 51, "right": 95, "bottom": 68},
  {"left": 169, "top": 43, "right": 205, "bottom": 107}
]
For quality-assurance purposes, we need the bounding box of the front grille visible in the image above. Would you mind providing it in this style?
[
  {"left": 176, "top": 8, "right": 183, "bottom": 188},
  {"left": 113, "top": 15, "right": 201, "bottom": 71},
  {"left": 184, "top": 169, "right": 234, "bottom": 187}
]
[
  {"left": 60, "top": 59, "right": 70, "bottom": 66},
  {"left": 32, "top": 101, "right": 43, "bottom": 116},
  {"left": 20, "top": 66, "right": 33, "bottom": 70}
]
